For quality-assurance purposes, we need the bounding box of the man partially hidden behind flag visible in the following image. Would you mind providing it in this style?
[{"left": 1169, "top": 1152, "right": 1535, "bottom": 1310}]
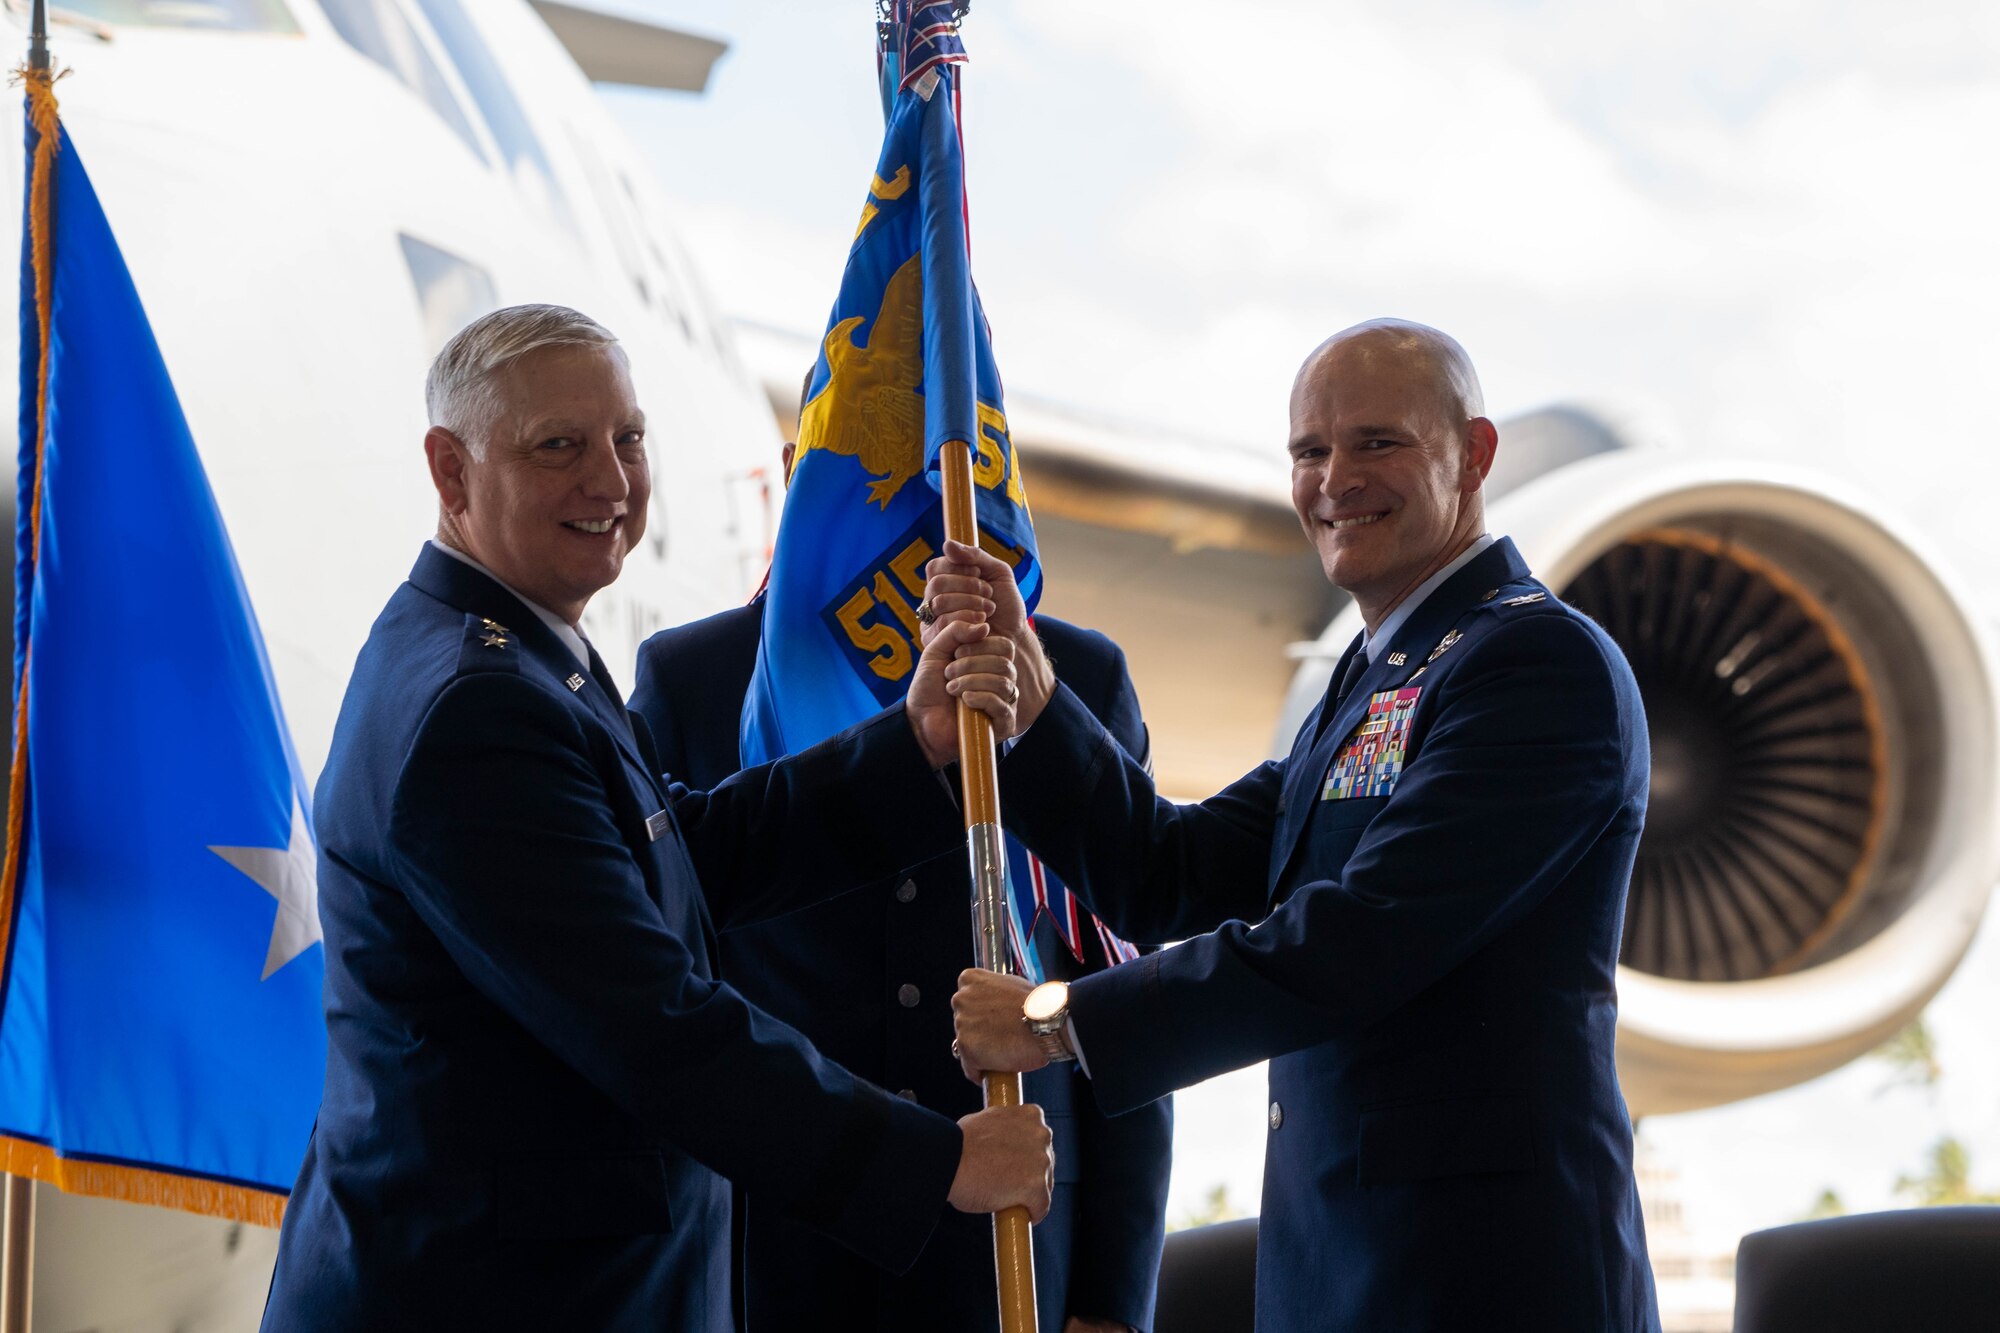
[
  {"left": 0, "top": 64, "right": 323, "bottom": 1224},
  {"left": 633, "top": 7, "right": 1170, "bottom": 1330}
]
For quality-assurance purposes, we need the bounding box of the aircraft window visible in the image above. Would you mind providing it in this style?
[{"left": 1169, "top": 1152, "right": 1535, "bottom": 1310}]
[
  {"left": 619, "top": 174, "right": 691, "bottom": 340},
  {"left": 566, "top": 127, "right": 651, "bottom": 309},
  {"left": 411, "top": 0, "right": 572, "bottom": 228},
  {"left": 315, "top": 0, "right": 486, "bottom": 165},
  {"left": 53, "top": 0, "right": 299, "bottom": 29},
  {"left": 399, "top": 233, "right": 496, "bottom": 359}
]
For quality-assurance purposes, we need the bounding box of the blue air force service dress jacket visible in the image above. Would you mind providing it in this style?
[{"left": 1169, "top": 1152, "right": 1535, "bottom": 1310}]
[
  {"left": 631, "top": 605, "right": 1173, "bottom": 1333},
  {"left": 998, "top": 538, "right": 1662, "bottom": 1333},
  {"left": 262, "top": 546, "right": 965, "bottom": 1332}
]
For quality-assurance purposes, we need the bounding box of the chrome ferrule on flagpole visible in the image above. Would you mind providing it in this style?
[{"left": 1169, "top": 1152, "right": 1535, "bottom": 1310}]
[{"left": 966, "top": 820, "right": 1012, "bottom": 976}]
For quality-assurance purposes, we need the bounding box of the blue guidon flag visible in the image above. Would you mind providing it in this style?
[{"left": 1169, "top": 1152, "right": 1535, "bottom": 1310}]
[
  {"left": 741, "top": 2, "right": 1134, "bottom": 976},
  {"left": 0, "top": 67, "right": 323, "bottom": 1224}
]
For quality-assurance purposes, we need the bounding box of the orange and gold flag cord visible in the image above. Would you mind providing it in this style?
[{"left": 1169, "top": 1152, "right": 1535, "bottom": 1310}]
[
  {"left": 0, "top": 63, "right": 59, "bottom": 988},
  {"left": 0, "top": 67, "right": 290, "bottom": 1230}
]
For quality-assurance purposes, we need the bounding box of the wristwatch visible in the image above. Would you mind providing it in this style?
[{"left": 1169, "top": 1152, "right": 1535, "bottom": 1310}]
[{"left": 1022, "top": 979, "right": 1076, "bottom": 1063}]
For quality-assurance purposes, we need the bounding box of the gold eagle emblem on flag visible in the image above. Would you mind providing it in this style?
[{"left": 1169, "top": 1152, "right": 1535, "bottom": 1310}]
[{"left": 799, "top": 253, "right": 926, "bottom": 509}]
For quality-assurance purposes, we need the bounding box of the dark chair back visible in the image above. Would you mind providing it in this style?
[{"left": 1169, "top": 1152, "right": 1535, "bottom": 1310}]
[
  {"left": 1153, "top": 1217, "right": 1258, "bottom": 1333},
  {"left": 1734, "top": 1206, "right": 2000, "bottom": 1333}
]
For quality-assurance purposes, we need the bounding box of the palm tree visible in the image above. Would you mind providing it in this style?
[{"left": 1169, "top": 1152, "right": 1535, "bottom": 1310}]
[
  {"left": 1871, "top": 1016, "right": 1942, "bottom": 1094},
  {"left": 1894, "top": 1137, "right": 2000, "bottom": 1206},
  {"left": 1171, "top": 1183, "right": 1245, "bottom": 1231}
]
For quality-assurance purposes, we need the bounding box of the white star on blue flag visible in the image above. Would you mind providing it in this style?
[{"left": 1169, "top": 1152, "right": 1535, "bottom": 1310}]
[{"left": 211, "top": 799, "right": 321, "bottom": 981}]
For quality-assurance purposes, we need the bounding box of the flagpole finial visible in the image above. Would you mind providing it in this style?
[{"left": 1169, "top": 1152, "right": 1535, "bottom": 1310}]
[{"left": 28, "top": 0, "right": 50, "bottom": 72}]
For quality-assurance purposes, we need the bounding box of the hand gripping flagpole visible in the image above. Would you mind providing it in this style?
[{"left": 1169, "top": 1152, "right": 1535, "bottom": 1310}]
[{"left": 940, "top": 439, "right": 1038, "bottom": 1333}]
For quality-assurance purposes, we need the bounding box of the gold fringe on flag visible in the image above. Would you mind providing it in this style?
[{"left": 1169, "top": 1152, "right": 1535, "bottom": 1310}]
[{"left": 1, "top": 1135, "right": 287, "bottom": 1228}]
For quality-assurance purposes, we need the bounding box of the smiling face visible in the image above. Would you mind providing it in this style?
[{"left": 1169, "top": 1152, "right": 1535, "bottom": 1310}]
[
  {"left": 427, "top": 342, "right": 649, "bottom": 623},
  {"left": 1287, "top": 328, "right": 1497, "bottom": 629}
]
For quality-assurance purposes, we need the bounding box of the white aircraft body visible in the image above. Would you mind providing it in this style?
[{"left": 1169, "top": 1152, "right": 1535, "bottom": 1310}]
[
  {"left": 0, "top": 2, "right": 781, "bottom": 1328},
  {"left": 0, "top": 0, "right": 781, "bottom": 780},
  {"left": 2, "top": 3, "right": 1997, "bottom": 1331}
]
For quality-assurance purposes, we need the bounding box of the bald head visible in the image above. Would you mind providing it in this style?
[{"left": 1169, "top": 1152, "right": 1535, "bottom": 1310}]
[
  {"left": 1296, "top": 318, "right": 1484, "bottom": 428},
  {"left": 1287, "top": 318, "right": 1498, "bottom": 630}
]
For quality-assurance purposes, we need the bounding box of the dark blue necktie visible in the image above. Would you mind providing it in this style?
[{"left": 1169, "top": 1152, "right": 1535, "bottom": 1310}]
[
  {"left": 586, "top": 643, "right": 626, "bottom": 710},
  {"left": 1312, "top": 640, "right": 1371, "bottom": 744},
  {"left": 1332, "top": 642, "right": 1370, "bottom": 708}
]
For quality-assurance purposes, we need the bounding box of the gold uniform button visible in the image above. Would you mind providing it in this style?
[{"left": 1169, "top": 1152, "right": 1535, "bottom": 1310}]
[
  {"left": 897, "top": 983, "right": 921, "bottom": 1008},
  {"left": 1269, "top": 1101, "right": 1284, "bottom": 1131}
]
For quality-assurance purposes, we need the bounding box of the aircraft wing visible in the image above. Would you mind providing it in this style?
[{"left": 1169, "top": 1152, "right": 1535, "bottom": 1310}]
[{"left": 529, "top": 1, "right": 729, "bottom": 92}]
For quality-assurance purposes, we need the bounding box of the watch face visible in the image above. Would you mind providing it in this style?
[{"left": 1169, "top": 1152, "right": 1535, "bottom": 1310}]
[{"left": 1023, "top": 980, "right": 1068, "bottom": 1023}]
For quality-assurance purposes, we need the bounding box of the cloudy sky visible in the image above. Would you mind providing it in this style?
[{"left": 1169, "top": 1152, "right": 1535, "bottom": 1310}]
[{"left": 603, "top": 0, "right": 2000, "bottom": 1244}]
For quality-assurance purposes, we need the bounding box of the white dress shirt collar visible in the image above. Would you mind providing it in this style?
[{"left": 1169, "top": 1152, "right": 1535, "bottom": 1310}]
[
  {"left": 427, "top": 538, "right": 591, "bottom": 670},
  {"left": 1364, "top": 533, "right": 1496, "bottom": 664}
]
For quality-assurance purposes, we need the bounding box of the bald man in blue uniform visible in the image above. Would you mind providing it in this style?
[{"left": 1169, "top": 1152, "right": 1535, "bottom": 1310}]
[{"left": 949, "top": 320, "right": 1661, "bottom": 1332}]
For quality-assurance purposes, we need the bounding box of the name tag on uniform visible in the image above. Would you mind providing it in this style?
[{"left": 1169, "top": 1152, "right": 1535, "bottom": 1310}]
[
  {"left": 1322, "top": 688, "right": 1421, "bottom": 800},
  {"left": 645, "top": 809, "right": 671, "bottom": 842}
]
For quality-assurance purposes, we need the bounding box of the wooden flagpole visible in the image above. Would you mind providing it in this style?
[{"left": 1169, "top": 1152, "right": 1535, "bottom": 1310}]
[
  {"left": 0, "top": 1175, "right": 29, "bottom": 1333},
  {"left": 939, "top": 439, "right": 1038, "bottom": 1332}
]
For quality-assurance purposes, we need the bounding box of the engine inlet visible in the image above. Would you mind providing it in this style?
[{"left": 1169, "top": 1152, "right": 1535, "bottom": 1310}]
[{"left": 1563, "top": 529, "right": 1888, "bottom": 982}]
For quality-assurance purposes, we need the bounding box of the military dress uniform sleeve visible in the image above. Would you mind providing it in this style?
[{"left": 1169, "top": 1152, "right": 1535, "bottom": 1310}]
[
  {"left": 1004, "top": 612, "right": 1635, "bottom": 1116},
  {"left": 386, "top": 672, "right": 962, "bottom": 1271},
  {"left": 999, "top": 682, "right": 1282, "bottom": 945},
  {"left": 668, "top": 701, "right": 964, "bottom": 931}
]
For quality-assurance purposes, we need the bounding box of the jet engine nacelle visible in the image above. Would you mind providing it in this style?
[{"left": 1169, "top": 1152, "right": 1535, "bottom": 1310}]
[{"left": 1285, "top": 450, "right": 1999, "bottom": 1115}]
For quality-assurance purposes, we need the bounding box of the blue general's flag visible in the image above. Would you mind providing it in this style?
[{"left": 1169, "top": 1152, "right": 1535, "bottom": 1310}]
[
  {"left": 741, "top": 4, "right": 1133, "bottom": 977},
  {"left": 0, "top": 71, "right": 323, "bottom": 1224}
]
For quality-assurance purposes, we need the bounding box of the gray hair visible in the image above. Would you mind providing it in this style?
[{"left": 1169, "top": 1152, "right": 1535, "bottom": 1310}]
[
  {"left": 1317, "top": 318, "right": 1486, "bottom": 422},
  {"left": 425, "top": 304, "right": 622, "bottom": 455}
]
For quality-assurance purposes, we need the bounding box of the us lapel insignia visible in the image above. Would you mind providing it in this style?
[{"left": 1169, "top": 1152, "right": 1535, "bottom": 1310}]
[
  {"left": 645, "top": 809, "right": 672, "bottom": 842},
  {"left": 1387, "top": 651, "right": 1408, "bottom": 666},
  {"left": 1426, "top": 629, "right": 1463, "bottom": 663},
  {"left": 566, "top": 672, "right": 586, "bottom": 692},
  {"left": 1322, "top": 687, "right": 1422, "bottom": 800},
  {"left": 1501, "top": 591, "right": 1546, "bottom": 607}
]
